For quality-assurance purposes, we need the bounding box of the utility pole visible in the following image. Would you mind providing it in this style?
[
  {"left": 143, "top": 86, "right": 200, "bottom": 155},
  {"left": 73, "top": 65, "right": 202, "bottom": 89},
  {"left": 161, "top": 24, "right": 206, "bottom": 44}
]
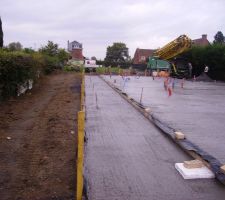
[{"left": 0, "top": 17, "right": 3, "bottom": 48}]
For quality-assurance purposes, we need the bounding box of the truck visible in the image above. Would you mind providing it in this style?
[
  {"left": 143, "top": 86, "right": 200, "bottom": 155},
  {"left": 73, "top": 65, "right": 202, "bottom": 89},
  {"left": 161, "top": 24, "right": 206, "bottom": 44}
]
[{"left": 147, "top": 35, "right": 192, "bottom": 78}]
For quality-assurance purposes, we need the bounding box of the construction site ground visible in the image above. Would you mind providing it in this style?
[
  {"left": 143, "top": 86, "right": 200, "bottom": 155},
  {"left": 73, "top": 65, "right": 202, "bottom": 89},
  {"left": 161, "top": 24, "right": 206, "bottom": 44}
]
[
  {"left": 0, "top": 72, "right": 81, "bottom": 200},
  {"left": 103, "top": 75, "right": 225, "bottom": 164},
  {"left": 85, "top": 75, "right": 225, "bottom": 200}
]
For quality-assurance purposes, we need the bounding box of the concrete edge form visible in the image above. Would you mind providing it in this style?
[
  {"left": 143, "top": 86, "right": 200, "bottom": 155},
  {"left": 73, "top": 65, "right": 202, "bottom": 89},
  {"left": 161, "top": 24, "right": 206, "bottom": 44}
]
[
  {"left": 99, "top": 75, "right": 225, "bottom": 186},
  {"left": 76, "top": 72, "right": 85, "bottom": 200}
]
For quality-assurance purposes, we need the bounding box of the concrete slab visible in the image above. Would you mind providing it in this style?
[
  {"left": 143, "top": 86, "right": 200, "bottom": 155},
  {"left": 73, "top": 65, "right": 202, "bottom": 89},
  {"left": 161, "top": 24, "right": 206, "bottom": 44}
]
[
  {"left": 85, "top": 76, "right": 225, "bottom": 200},
  {"left": 102, "top": 75, "right": 225, "bottom": 164}
]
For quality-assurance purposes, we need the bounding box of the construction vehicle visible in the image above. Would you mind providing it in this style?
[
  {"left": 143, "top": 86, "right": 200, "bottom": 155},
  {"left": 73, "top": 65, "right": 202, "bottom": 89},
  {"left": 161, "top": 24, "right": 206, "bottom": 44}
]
[{"left": 147, "top": 35, "right": 192, "bottom": 78}]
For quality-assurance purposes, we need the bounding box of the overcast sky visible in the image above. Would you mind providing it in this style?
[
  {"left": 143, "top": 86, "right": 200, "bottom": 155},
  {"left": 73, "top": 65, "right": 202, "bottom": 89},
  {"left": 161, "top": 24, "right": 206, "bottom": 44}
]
[{"left": 1, "top": 0, "right": 225, "bottom": 59}]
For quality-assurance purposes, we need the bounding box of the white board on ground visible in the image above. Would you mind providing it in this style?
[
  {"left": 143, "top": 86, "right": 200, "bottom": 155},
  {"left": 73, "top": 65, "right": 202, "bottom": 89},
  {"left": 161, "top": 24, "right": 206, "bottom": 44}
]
[{"left": 175, "top": 163, "right": 215, "bottom": 179}]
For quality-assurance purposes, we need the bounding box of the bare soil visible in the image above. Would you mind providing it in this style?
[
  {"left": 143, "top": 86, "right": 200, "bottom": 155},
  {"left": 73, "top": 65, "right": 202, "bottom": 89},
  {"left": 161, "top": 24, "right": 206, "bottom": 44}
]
[{"left": 0, "top": 71, "right": 81, "bottom": 200}]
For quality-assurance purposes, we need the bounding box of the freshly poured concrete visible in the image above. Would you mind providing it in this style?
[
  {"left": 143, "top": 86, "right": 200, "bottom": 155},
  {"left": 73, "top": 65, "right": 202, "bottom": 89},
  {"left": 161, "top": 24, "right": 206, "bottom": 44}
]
[
  {"left": 85, "top": 76, "right": 225, "bottom": 200},
  {"left": 103, "top": 75, "right": 225, "bottom": 164}
]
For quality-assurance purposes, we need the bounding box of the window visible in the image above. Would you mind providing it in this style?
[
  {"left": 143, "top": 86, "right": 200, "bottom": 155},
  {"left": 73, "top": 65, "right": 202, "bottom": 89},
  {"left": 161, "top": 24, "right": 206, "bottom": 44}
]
[{"left": 140, "top": 56, "right": 145, "bottom": 62}]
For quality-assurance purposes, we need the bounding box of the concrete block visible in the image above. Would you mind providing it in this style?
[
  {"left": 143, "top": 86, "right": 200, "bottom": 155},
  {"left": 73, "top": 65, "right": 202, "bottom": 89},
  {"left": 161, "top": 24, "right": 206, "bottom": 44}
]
[
  {"left": 174, "top": 131, "right": 185, "bottom": 140},
  {"left": 175, "top": 163, "right": 215, "bottom": 179},
  {"left": 184, "top": 159, "right": 204, "bottom": 169},
  {"left": 220, "top": 165, "right": 225, "bottom": 174}
]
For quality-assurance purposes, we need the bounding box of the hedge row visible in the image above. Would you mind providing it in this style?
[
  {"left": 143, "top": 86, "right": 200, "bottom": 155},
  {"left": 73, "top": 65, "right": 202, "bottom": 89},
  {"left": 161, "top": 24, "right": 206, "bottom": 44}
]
[
  {"left": 0, "top": 50, "right": 61, "bottom": 100},
  {"left": 183, "top": 44, "right": 225, "bottom": 80}
]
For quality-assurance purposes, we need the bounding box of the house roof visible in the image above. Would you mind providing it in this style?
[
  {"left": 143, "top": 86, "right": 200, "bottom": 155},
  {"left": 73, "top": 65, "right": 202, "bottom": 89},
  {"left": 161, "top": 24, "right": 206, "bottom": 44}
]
[
  {"left": 70, "top": 40, "right": 81, "bottom": 45},
  {"left": 136, "top": 48, "right": 155, "bottom": 57}
]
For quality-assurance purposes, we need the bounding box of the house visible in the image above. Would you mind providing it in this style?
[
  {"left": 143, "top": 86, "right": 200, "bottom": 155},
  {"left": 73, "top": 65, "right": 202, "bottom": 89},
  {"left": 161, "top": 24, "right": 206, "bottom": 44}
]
[
  {"left": 192, "top": 34, "right": 210, "bottom": 46},
  {"left": 67, "top": 40, "right": 84, "bottom": 64},
  {"left": 132, "top": 48, "right": 156, "bottom": 68}
]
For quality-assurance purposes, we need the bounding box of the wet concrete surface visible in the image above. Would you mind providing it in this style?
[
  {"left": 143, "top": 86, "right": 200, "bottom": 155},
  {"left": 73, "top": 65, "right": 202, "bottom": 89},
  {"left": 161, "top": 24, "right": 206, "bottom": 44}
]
[
  {"left": 103, "top": 75, "right": 225, "bottom": 164},
  {"left": 85, "top": 76, "right": 225, "bottom": 200}
]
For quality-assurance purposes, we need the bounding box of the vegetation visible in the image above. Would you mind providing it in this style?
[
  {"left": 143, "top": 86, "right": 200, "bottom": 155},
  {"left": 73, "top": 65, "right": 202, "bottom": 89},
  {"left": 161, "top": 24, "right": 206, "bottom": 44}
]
[
  {"left": 0, "top": 50, "right": 38, "bottom": 100},
  {"left": 104, "top": 42, "right": 131, "bottom": 68},
  {"left": 0, "top": 41, "right": 70, "bottom": 100},
  {"left": 96, "top": 66, "right": 121, "bottom": 74},
  {"left": 8, "top": 42, "right": 23, "bottom": 51},
  {"left": 213, "top": 31, "right": 225, "bottom": 45},
  {"left": 184, "top": 44, "right": 225, "bottom": 80}
]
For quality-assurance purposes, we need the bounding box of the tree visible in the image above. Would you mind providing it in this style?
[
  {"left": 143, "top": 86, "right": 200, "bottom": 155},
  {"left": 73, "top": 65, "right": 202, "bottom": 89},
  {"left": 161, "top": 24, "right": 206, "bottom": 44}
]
[
  {"left": 23, "top": 47, "right": 35, "bottom": 54},
  {"left": 58, "top": 48, "right": 70, "bottom": 62},
  {"left": 91, "top": 56, "right": 97, "bottom": 60},
  {"left": 8, "top": 42, "right": 23, "bottom": 51},
  {"left": 213, "top": 31, "right": 225, "bottom": 44},
  {"left": 39, "top": 41, "right": 59, "bottom": 56},
  {"left": 104, "top": 42, "right": 130, "bottom": 64},
  {"left": 0, "top": 17, "right": 3, "bottom": 48}
]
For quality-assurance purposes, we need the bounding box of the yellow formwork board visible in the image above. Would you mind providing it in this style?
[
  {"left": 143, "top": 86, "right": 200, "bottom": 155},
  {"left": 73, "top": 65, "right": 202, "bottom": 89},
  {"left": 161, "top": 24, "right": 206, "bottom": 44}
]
[{"left": 76, "top": 111, "right": 85, "bottom": 200}]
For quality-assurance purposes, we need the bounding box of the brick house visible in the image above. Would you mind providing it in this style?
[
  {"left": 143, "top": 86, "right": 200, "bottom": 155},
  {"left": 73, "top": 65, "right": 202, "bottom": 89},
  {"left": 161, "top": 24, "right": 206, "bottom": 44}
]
[
  {"left": 67, "top": 40, "right": 84, "bottom": 63},
  {"left": 132, "top": 48, "right": 156, "bottom": 68},
  {"left": 192, "top": 34, "right": 210, "bottom": 46}
]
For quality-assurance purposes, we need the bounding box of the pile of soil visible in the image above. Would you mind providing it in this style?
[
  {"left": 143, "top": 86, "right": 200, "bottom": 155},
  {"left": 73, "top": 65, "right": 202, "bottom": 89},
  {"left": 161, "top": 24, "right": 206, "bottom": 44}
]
[
  {"left": 0, "top": 72, "right": 81, "bottom": 200},
  {"left": 195, "top": 72, "right": 213, "bottom": 82}
]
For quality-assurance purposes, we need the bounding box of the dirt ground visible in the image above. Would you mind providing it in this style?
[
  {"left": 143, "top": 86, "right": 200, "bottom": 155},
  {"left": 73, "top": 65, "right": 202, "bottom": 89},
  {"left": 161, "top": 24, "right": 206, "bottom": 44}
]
[{"left": 0, "top": 72, "right": 81, "bottom": 200}]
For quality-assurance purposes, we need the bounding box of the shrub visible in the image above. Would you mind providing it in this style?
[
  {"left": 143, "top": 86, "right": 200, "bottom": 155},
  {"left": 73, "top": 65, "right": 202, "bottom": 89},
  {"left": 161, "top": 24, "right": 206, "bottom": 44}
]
[
  {"left": 0, "top": 50, "right": 38, "bottom": 100},
  {"left": 96, "top": 66, "right": 120, "bottom": 74},
  {"left": 0, "top": 43, "right": 69, "bottom": 100},
  {"left": 184, "top": 44, "right": 225, "bottom": 80}
]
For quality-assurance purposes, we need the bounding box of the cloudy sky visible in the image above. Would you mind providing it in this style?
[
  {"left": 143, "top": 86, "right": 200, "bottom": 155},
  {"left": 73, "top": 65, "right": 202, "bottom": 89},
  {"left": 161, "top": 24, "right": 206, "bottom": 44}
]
[{"left": 1, "top": 0, "right": 225, "bottom": 59}]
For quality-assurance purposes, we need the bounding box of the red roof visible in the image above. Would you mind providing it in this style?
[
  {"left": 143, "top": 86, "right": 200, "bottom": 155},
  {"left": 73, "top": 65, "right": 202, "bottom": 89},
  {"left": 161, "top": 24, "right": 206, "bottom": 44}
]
[{"left": 133, "top": 48, "right": 156, "bottom": 65}]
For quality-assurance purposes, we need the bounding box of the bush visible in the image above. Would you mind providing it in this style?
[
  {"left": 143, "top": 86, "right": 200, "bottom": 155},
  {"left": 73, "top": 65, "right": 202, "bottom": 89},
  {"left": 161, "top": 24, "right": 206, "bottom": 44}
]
[
  {"left": 43, "top": 55, "right": 60, "bottom": 74},
  {"left": 0, "top": 50, "right": 38, "bottom": 100},
  {"left": 0, "top": 50, "right": 65, "bottom": 100},
  {"left": 0, "top": 41, "right": 70, "bottom": 100},
  {"left": 184, "top": 44, "right": 225, "bottom": 80},
  {"left": 96, "top": 66, "right": 121, "bottom": 74}
]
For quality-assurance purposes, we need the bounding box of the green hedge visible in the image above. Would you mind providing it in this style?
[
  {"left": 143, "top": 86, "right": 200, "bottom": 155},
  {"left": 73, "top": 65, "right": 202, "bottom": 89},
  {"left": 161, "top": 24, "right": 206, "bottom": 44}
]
[
  {"left": 96, "top": 66, "right": 120, "bottom": 74},
  {"left": 183, "top": 44, "right": 225, "bottom": 80},
  {"left": 0, "top": 50, "right": 60, "bottom": 100}
]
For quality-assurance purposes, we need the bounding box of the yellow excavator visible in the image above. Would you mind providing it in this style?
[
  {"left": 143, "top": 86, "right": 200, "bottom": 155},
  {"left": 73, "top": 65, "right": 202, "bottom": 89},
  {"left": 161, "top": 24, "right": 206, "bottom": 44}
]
[{"left": 147, "top": 35, "right": 192, "bottom": 78}]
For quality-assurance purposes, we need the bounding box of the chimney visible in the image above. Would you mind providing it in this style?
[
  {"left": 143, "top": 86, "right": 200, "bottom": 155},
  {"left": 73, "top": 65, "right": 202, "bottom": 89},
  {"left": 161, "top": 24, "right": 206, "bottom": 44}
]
[{"left": 202, "top": 34, "right": 207, "bottom": 40}]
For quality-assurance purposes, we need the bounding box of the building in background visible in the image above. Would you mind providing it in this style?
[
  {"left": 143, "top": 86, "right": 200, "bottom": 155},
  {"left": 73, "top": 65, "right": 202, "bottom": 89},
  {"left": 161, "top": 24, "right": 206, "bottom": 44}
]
[
  {"left": 132, "top": 48, "right": 156, "bottom": 69},
  {"left": 67, "top": 40, "right": 84, "bottom": 65},
  {"left": 192, "top": 34, "right": 210, "bottom": 46}
]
